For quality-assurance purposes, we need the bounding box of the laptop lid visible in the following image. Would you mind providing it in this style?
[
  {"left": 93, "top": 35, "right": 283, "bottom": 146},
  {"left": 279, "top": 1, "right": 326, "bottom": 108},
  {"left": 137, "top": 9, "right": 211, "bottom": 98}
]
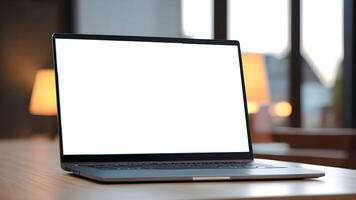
[{"left": 52, "top": 33, "right": 253, "bottom": 163}]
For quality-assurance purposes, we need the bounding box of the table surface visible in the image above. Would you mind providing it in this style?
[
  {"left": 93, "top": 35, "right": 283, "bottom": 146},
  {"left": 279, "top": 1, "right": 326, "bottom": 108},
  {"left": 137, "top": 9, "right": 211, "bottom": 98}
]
[{"left": 1, "top": 140, "right": 356, "bottom": 200}]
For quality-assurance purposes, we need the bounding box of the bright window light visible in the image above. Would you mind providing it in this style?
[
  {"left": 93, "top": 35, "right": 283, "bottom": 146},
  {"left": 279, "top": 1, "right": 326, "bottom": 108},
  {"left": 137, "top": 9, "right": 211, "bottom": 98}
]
[
  {"left": 301, "top": 0, "right": 343, "bottom": 87},
  {"left": 182, "top": 0, "right": 213, "bottom": 39},
  {"left": 228, "top": 0, "right": 290, "bottom": 55}
]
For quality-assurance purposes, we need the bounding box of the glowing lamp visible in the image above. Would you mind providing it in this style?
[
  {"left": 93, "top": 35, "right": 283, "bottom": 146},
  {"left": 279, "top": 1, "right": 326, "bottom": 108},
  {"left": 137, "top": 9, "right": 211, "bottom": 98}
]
[
  {"left": 29, "top": 69, "right": 57, "bottom": 116},
  {"left": 242, "top": 53, "right": 270, "bottom": 113},
  {"left": 270, "top": 101, "right": 292, "bottom": 117}
]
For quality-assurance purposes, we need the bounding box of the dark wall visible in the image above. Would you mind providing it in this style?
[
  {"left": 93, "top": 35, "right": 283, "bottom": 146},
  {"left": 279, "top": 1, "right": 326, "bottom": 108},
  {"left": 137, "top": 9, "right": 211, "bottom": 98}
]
[{"left": 0, "top": 0, "right": 68, "bottom": 137}]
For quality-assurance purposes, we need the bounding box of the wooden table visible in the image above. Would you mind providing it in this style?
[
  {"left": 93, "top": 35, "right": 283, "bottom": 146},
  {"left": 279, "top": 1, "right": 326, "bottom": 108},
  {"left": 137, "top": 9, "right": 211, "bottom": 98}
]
[{"left": 1, "top": 140, "right": 356, "bottom": 200}]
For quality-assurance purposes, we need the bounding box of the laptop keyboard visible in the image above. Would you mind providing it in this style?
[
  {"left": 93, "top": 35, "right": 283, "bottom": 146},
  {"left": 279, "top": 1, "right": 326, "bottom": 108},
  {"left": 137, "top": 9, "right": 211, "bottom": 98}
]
[{"left": 79, "top": 161, "right": 279, "bottom": 170}]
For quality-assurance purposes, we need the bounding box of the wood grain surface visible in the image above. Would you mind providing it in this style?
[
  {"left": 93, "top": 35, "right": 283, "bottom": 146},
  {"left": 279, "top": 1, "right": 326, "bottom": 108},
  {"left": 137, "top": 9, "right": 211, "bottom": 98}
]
[{"left": 1, "top": 140, "right": 356, "bottom": 200}]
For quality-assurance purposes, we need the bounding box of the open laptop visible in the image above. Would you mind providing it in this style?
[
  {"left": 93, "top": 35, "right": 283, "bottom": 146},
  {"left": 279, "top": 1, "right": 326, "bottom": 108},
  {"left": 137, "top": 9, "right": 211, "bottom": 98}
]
[{"left": 52, "top": 33, "right": 324, "bottom": 182}]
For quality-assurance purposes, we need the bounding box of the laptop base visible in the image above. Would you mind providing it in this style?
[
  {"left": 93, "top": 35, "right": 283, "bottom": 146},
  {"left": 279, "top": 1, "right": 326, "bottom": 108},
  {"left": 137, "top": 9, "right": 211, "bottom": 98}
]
[{"left": 63, "top": 159, "right": 324, "bottom": 183}]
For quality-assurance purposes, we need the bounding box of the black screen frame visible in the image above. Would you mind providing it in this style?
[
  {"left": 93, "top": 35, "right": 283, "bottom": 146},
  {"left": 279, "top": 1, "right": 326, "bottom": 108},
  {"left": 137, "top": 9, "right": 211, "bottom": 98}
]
[{"left": 52, "top": 33, "right": 254, "bottom": 163}]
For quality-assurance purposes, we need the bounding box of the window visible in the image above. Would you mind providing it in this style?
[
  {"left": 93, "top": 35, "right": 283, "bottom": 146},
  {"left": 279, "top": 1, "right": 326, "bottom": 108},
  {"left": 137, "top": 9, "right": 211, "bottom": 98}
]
[
  {"left": 228, "top": 0, "right": 291, "bottom": 131},
  {"left": 301, "top": 0, "right": 343, "bottom": 127},
  {"left": 228, "top": 0, "right": 290, "bottom": 55},
  {"left": 182, "top": 0, "right": 213, "bottom": 39},
  {"left": 182, "top": 0, "right": 346, "bottom": 129}
]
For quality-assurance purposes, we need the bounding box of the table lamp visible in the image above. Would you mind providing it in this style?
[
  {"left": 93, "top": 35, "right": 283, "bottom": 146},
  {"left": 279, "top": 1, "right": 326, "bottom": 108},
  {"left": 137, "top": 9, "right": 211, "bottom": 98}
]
[
  {"left": 241, "top": 53, "right": 270, "bottom": 142},
  {"left": 29, "top": 69, "right": 57, "bottom": 138},
  {"left": 241, "top": 53, "right": 270, "bottom": 113}
]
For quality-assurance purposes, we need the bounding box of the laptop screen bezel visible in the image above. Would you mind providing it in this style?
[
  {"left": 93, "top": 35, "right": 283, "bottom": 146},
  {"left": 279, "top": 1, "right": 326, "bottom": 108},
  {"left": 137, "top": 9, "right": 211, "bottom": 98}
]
[{"left": 52, "top": 33, "right": 254, "bottom": 163}]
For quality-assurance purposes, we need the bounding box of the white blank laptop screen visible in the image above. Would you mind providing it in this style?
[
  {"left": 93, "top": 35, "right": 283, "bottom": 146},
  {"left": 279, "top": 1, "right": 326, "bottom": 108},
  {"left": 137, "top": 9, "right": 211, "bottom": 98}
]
[{"left": 55, "top": 38, "right": 250, "bottom": 155}]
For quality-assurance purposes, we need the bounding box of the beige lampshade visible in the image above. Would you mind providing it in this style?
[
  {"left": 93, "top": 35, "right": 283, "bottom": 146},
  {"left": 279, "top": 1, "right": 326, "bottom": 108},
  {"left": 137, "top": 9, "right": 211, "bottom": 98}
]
[
  {"left": 242, "top": 53, "right": 270, "bottom": 113},
  {"left": 29, "top": 69, "right": 57, "bottom": 116}
]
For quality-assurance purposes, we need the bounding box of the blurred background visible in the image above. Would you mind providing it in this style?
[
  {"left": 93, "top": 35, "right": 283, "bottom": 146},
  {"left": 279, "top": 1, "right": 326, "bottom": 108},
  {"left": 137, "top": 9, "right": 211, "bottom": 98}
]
[{"left": 1, "top": 0, "right": 356, "bottom": 169}]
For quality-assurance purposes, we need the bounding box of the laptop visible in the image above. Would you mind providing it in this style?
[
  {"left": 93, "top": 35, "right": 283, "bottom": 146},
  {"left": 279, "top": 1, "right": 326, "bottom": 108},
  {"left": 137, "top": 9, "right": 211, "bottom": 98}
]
[{"left": 52, "top": 33, "right": 324, "bottom": 182}]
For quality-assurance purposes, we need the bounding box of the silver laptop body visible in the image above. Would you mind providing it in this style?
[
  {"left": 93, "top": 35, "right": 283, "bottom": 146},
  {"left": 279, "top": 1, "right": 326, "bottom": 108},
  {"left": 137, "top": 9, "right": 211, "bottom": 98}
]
[{"left": 52, "top": 33, "right": 324, "bottom": 182}]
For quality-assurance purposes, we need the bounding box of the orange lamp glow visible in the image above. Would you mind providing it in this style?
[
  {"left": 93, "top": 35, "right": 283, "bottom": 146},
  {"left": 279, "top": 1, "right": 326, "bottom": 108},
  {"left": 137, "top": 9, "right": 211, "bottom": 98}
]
[
  {"left": 270, "top": 101, "right": 292, "bottom": 117},
  {"left": 242, "top": 53, "right": 270, "bottom": 113},
  {"left": 29, "top": 69, "right": 57, "bottom": 116},
  {"left": 247, "top": 102, "right": 260, "bottom": 114}
]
